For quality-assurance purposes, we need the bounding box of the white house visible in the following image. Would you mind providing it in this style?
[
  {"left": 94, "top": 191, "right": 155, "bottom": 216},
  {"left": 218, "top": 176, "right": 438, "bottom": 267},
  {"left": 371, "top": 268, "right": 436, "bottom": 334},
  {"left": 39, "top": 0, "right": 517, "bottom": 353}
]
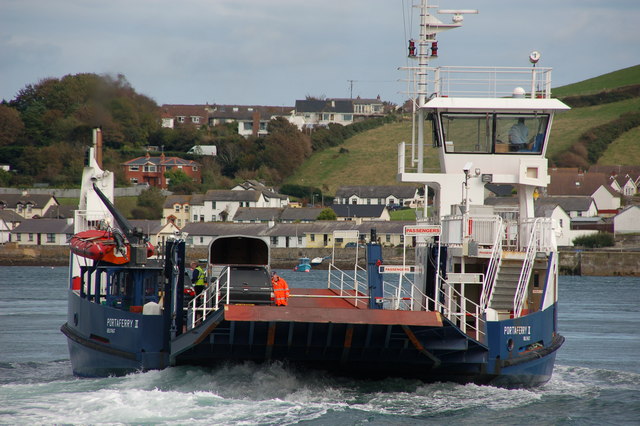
[
  {"left": 232, "top": 180, "right": 289, "bottom": 207},
  {"left": 10, "top": 218, "right": 73, "bottom": 245},
  {"left": 334, "top": 185, "right": 421, "bottom": 208},
  {"left": 613, "top": 205, "right": 640, "bottom": 234},
  {"left": 536, "top": 196, "right": 598, "bottom": 218},
  {"left": 191, "top": 190, "right": 267, "bottom": 222},
  {"left": 294, "top": 99, "right": 354, "bottom": 128},
  {"left": 0, "top": 210, "right": 23, "bottom": 243},
  {"left": 591, "top": 185, "right": 621, "bottom": 216}
]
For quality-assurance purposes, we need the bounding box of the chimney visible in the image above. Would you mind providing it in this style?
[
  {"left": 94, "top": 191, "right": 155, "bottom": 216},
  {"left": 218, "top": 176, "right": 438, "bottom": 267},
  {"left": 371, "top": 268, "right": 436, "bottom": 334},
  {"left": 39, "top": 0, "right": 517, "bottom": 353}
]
[
  {"left": 252, "top": 109, "right": 261, "bottom": 137},
  {"left": 95, "top": 128, "right": 103, "bottom": 168}
]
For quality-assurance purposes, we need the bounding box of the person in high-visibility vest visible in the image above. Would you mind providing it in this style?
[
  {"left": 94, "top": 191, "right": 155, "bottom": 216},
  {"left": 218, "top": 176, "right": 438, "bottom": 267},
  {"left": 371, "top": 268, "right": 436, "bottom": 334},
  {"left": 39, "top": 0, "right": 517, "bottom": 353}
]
[
  {"left": 190, "top": 261, "right": 206, "bottom": 295},
  {"left": 271, "top": 272, "right": 290, "bottom": 306}
]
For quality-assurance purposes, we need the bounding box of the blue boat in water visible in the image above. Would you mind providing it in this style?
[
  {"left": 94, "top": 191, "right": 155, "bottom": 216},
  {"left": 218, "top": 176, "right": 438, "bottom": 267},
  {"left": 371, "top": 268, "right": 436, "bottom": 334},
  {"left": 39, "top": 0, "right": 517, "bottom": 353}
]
[
  {"left": 62, "top": 1, "right": 566, "bottom": 387},
  {"left": 294, "top": 257, "right": 312, "bottom": 272}
]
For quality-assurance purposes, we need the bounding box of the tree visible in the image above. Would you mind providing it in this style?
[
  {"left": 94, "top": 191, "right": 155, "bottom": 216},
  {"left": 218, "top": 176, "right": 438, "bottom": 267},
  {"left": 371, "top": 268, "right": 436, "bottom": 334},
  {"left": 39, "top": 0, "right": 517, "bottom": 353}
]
[
  {"left": 136, "top": 187, "right": 164, "bottom": 219},
  {"left": 0, "top": 104, "right": 24, "bottom": 146},
  {"left": 317, "top": 208, "right": 337, "bottom": 220},
  {"left": 165, "top": 168, "right": 198, "bottom": 194}
]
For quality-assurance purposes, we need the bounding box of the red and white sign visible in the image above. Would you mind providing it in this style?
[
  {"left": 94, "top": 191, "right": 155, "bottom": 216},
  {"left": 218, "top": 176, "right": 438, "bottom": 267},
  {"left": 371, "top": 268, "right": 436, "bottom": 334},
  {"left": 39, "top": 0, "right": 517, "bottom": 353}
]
[
  {"left": 379, "top": 265, "right": 416, "bottom": 274},
  {"left": 404, "top": 225, "right": 441, "bottom": 236}
]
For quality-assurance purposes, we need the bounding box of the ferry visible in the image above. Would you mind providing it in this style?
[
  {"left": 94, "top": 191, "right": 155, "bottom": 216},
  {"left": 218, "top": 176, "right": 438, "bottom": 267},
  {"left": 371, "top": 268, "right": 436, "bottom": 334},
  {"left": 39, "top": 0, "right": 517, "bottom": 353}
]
[{"left": 62, "top": 1, "right": 567, "bottom": 387}]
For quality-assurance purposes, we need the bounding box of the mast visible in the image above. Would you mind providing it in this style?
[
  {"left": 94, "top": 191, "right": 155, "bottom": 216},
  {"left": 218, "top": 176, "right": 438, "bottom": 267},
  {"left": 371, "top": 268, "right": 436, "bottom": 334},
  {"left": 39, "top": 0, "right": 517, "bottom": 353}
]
[{"left": 411, "top": 1, "right": 477, "bottom": 172}]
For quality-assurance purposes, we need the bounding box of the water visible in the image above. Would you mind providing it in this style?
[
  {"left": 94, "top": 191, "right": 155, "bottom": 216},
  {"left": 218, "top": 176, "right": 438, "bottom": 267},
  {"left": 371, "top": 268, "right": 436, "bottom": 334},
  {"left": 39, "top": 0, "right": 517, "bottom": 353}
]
[{"left": 1, "top": 267, "right": 639, "bottom": 425}]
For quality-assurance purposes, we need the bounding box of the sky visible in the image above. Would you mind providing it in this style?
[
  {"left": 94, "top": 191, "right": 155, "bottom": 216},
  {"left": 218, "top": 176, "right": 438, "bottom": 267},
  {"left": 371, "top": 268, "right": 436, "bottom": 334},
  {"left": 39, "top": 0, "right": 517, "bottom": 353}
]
[{"left": 1, "top": 0, "right": 639, "bottom": 108}]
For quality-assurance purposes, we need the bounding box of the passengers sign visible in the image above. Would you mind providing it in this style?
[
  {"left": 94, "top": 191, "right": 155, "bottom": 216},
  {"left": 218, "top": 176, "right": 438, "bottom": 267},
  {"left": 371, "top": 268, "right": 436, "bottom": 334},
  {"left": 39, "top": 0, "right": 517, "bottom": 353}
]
[{"left": 403, "top": 225, "right": 441, "bottom": 236}]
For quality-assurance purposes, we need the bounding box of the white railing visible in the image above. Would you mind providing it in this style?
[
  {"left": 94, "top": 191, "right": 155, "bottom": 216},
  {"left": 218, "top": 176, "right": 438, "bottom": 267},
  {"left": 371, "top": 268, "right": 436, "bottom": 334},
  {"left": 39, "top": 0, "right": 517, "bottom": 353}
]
[
  {"left": 439, "top": 277, "right": 486, "bottom": 342},
  {"left": 401, "top": 65, "right": 554, "bottom": 99},
  {"left": 441, "top": 214, "right": 502, "bottom": 246},
  {"left": 513, "top": 219, "right": 545, "bottom": 317},
  {"left": 188, "top": 266, "right": 230, "bottom": 329},
  {"left": 480, "top": 219, "right": 504, "bottom": 309},
  {"left": 327, "top": 263, "right": 369, "bottom": 308}
]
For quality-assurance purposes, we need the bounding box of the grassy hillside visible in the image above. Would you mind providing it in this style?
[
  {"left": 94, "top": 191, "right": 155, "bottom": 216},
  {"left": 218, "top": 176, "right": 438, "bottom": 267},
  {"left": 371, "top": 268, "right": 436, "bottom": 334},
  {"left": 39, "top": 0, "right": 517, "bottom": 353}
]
[
  {"left": 288, "top": 66, "right": 640, "bottom": 195},
  {"left": 552, "top": 65, "right": 640, "bottom": 97},
  {"left": 286, "top": 119, "right": 439, "bottom": 195}
]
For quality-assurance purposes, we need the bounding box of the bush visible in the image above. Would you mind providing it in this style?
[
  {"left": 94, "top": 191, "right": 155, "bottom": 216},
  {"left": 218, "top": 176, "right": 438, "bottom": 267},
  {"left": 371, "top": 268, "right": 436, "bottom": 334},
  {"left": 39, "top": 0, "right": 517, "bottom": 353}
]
[{"left": 572, "top": 232, "right": 615, "bottom": 248}]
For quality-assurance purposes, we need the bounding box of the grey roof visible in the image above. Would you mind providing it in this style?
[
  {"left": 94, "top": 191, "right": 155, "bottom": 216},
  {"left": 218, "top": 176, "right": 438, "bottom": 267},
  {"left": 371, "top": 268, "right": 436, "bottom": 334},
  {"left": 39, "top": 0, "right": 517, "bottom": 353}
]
[
  {"left": 11, "top": 218, "right": 73, "bottom": 234},
  {"left": 355, "top": 221, "right": 414, "bottom": 234},
  {"left": 233, "top": 208, "right": 283, "bottom": 222},
  {"left": 534, "top": 204, "right": 566, "bottom": 219},
  {"left": 0, "top": 210, "right": 24, "bottom": 222},
  {"left": 536, "top": 196, "right": 595, "bottom": 212},
  {"left": 123, "top": 156, "right": 199, "bottom": 167},
  {"left": 263, "top": 223, "right": 315, "bottom": 237},
  {"left": 203, "top": 190, "right": 262, "bottom": 202},
  {"left": 331, "top": 204, "right": 387, "bottom": 218},
  {"left": 181, "top": 222, "right": 269, "bottom": 237},
  {"left": 295, "top": 99, "right": 354, "bottom": 114},
  {"left": 41, "top": 204, "right": 75, "bottom": 219},
  {"left": 335, "top": 186, "right": 418, "bottom": 199},
  {"left": 163, "top": 194, "right": 194, "bottom": 208},
  {"left": 208, "top": 105, "right": 293, "bottom": 120},
  {"left": 280, "top": 207, "right": 323, "bottom": 221},
  {"left": 0, "top": 193, "right": 57, "bottom": 208},
  {"left": 484, "top": 197, "right": 518, "bottom": 206}
]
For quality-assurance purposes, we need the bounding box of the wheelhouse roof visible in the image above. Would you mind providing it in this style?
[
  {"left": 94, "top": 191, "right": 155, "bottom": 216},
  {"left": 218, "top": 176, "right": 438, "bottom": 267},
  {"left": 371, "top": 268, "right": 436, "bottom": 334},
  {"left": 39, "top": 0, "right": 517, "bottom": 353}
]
[{"left": 423, "top": 97, "right": 570, "bottom": 112}]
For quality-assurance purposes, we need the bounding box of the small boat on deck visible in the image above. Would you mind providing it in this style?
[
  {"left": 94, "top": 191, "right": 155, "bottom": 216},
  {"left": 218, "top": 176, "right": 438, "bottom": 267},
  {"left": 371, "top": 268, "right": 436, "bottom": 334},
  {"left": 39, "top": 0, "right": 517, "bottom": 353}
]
[{"left": 69, "top": 229, "right": 154, "bottom": 265}]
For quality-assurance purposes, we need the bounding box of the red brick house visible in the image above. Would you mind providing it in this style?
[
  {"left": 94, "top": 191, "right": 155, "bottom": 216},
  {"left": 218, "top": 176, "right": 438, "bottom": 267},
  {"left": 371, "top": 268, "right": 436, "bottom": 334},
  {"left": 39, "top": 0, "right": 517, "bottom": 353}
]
[{"left": 122, "top": 152, "right": 201, "bottom": 189}]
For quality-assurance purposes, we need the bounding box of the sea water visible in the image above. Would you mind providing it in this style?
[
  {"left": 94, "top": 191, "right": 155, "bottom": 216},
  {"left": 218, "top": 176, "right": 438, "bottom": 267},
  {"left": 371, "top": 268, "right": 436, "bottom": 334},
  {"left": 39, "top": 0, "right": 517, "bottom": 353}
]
[{"left": 1, "top": 267, "right": 639, "bottom": 424}]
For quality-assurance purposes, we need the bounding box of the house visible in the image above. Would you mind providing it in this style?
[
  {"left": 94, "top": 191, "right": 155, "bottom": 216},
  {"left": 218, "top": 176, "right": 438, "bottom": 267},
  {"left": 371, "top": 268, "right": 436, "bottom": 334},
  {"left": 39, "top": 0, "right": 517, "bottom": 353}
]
[
  {"left": 122, "top": 152, "right": 201, "bottom": 189},
  {"left": 0, "top": 210, "right": 23, "bottom": 243},
  {"left": 589, "top": 165, "right": 640, "bottom": 197},
  {"left": 263, "top": 223, "right": 312, "bottom": 248},
  {"left": 536, "top": 196, "right": 598, "bottom": 218},
  {"left": 294, "top": 99, "right": 354, "bottom": 128},
  {"left": 613, "top": 205, "right": 640, "bottom": 234},
  {"left": 232, "top": 180, "right": 290, "bottom": 207},
  {"left": 547, "top": 170, "right": 621, "bottom": 215},
  {"left": 190, "top": 190, "right": 267, "bottom": 222},
  {"left": 10, "top": 218, "right": 73, "bottom": 245},
  {"left": 162, "top": 194, "right": 203, "bottom": 228},
  {"left": 334, "top": 185, "right": 421, "bottom": 208},
  {"left": 160, "top": 104, "right": 208, "bottom": 129},
  {"left": 207, "top": 104, "right": 293, "bottom": 138},
  {"left": 233, "top": 208, "right": 283, "bottom": 223},
  {"left": 0, "top": 193, "right": 60, "bottom": 219},
  {"left": 331, "top": 204, "right": 391, "bottom": 223},
  {"left": 129, "top": 219, "right": 181, "bottom": 247},
  {"left": 352, "top": 96, "right": 385, "bottom": 119},
  {"left": 280, "top": 207, "right": 323, "bottom": 223}
]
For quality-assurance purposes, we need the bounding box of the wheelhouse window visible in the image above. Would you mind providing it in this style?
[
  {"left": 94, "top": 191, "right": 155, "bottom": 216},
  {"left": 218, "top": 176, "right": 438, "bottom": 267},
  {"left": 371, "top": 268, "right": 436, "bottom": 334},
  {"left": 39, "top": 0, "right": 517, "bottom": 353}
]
[{"left": 440, "top": 113, "right": 549, "bottom": 155}]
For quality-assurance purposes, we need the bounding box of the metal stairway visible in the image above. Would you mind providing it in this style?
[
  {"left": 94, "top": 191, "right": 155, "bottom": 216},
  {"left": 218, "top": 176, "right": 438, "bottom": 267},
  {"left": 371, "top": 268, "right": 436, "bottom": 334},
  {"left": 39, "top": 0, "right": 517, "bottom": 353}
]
[{"left": 488, "top": 257, "right": 525, "bottom": 312}]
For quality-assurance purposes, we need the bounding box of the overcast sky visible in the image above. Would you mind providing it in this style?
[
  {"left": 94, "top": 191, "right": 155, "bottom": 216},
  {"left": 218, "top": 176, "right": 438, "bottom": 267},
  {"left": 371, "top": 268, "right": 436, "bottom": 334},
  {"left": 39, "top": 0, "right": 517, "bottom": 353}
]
[{"left": 1, "top": 0, "right": 638, "bottom": 107}]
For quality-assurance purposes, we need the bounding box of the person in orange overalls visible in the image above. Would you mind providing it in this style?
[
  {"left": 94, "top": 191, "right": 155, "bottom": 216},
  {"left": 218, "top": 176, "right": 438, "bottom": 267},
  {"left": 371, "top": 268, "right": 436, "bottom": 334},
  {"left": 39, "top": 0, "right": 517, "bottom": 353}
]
[{"left": 271, "top": 272, "right": 290, "bottom": 306}]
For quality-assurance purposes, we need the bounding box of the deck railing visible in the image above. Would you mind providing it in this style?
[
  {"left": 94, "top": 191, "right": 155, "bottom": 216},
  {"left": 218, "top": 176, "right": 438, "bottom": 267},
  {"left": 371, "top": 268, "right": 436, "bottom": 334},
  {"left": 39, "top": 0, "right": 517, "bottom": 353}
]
[
  {"left": 513, "top": 218, "right": 550, "bottom": 317},
  {"left": 188, "top": 266, "right": 230, "bottom": 329},
  {"left": 480, "top": 219, "right": 504, "bottom": 309},
  {"left": 327, "top": 263, "right": 369, "bottom": 308}
]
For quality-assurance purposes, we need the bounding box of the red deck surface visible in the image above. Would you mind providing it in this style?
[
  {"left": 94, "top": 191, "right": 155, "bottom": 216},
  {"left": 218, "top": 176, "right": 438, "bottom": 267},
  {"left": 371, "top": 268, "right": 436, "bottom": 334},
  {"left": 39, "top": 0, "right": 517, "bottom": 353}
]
[{"left": 224, "top": 288, "right": 443, "bottom": 327}]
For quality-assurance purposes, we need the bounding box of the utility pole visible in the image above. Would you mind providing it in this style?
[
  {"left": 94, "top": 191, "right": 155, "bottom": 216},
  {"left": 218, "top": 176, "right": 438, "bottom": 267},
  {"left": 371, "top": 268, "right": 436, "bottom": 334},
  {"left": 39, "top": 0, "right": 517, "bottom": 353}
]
[{"left": 347, "top": 80, "right": 357, "bottom": 98}]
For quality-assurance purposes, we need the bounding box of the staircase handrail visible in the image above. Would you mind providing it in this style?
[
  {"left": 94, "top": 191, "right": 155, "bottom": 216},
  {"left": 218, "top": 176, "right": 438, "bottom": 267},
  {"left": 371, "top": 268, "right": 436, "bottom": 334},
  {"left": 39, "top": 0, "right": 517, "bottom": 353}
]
[
  {"left": 480, "top": 217, "right": 504, "bottom": 309},
  {"left": 327, "top": 263, "right": 368, "bottom": 307},
  {"left": 439, "top": 275, "right": 486, "bottom": 341},
  {"left": 188, "top": 266, "right": 230, "bottom": 329},
  {"left": 513, "top": 219, "right": 540, "bottom": 317}
]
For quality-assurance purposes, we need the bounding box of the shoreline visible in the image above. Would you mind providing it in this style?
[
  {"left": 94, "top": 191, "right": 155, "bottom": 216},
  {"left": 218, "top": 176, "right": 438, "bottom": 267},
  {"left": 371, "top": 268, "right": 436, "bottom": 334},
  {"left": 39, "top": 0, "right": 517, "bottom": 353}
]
[{"left": 2, "top": 245, "right": 640, "bottom": 276}]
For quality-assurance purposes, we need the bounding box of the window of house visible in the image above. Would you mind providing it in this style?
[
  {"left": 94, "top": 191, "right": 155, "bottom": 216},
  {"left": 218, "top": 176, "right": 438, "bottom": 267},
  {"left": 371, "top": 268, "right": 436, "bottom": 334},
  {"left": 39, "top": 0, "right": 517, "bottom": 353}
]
[
  {"left": 211, "top": 215, "right": 216, "bottom": 221},
  {"left": 298, "top": 236, "right": 303, "bottom": 245},
  {"left": 191, "top": 116, "right": 200, "bottom": 123},
  {"left": 174, "top": 205, "right": 180, "bottom": 212},
  {"left": 233, "top": 107, "right": 239, "bottom": 112},
  {"left": 28, "top": 233, "right": 34, "bottom": 242},
  {"left": 184, "top": 205, "right": 189, "bottom": 212},
  {"left": 385, "top": 234, "right": 391, "bottom": 243},
  {"left": 17, "top": 204, "right": 23, "bottom": 212},
  {"left": 47, "top": 233, "right": 55, "bottom": 243},
  {"left": 15, "top": 233, "right": 21, "bottom": 242},
  {"left": 199, "top": 237, "right": 204, "bottom": 244},
  {"left": 130, "top": 178, "right": 138, "bottom": 184},
  {"left": 26, "top": 204, "right": 32, "bottom": 213},
  {"left": 343, "top": 114, "right": 352, "bottom": 121},
  {"left": 192, "top": 166, "right": 198, "bottom": 171},
  {"left": 310, "top": 234, "right": 315, "bottom": 242},
  {"left": 259, "top": 122, "right": 267, "bottom": 130},
  {"left": 193, "top": 215, "right": 198, "bottom": 222},
  {"left": 400, "top": 234, "right": 405, "bottom": 244},
  {"left": 243, "top": 122, "right": 252, "bottom": 131},
  {"left": 271, "top": 237, "right": 277, "bottom": 246},
  {"left": 177, "top": 219, "right": 182, "bottom": 227},
  {"left": 248, "top": 107, "right": 253, "bottom": 112},
  {"left": 322, "top": 114, "right": 331, "bottom": 121},
  {"left": 559, "top": 219, "right": 563, "bottom": 227},
  {"left": 177, "top": 116, "right": 185, "bottom": 123},
  {"left": 200, "top": 215, "right": 204, "bottom": 222},
  {"left": 129, "top": 165, "right": 139, "bottom": 171},
  {"left": 143, "top": 165, "right": 157, "bottom": 172}
]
